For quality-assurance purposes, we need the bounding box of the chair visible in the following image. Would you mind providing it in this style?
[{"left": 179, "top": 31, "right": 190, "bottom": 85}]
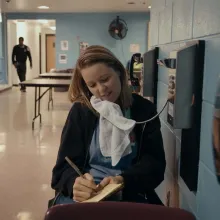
[{"left": 44, "top": 202, "right": 195, "bottom": 220}]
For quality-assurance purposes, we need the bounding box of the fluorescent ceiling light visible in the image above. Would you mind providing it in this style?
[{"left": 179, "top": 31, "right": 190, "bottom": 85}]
[
  {"left": 17, "top": 20, "right": 25, "bottom": 23},
  {"left": 38, "top": 6, "right": 49, "bottom": 9},
  {"left": 148, "top": 6, "right": 151, "bottom": 9},
  {"left": 50, "top": 26, "right": 56, "bottom": 31},
  {"left": 38, "top": 19, "right": 48, "bottom": 24}
]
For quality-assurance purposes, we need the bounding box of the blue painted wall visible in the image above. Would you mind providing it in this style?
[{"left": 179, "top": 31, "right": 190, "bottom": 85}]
[
  {"left": 6, "top": 13, "right": 149, "bottom": 70},
  {"left": 0, "top": 14, "right": 6, "bottom": 84},
  {"left": 150, "top": 0, "right": 220, "bottom": 219},
  {"left": 56, "top": 13, "right": 148, "bottom": 68}
]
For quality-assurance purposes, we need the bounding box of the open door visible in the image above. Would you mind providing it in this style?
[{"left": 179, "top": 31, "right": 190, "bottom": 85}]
[{"left": 46, "top": 34, "right": 56, "bottom": 72}]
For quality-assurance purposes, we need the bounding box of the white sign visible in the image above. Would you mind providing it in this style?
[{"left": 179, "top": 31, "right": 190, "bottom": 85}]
[
  {"left": 130, "top": 44, "right": 140, "bottom": 53},
  {"left": 61, "top": 40, "right": 68, "bottom": 51},
  {"left": 59, "top": 54, "right": 67, "bottom": 64}
]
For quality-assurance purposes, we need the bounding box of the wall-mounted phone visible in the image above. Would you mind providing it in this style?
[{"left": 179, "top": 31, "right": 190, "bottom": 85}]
[
  {"left": 163, "top": 45, "right": 197, "bottom": 129},
  {"left": 158, "top": 41, "right": 205, "bottom": 191},
  {"left": 142, "top": 47, "right": 159, "bottom": 104},
  {"left": 129, "top": 53, "right": 142, "bottom": 92},
  {"left": 128, "top": 48, "right": 159, "bottom": 103}
]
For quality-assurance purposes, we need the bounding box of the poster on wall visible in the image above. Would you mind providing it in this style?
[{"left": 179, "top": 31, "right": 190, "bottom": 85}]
[
  {"left": 79, "top": 42, "right": 89, "bottom": 55},
  {"left": 130, "top": 44, "right": 140, "bottom": 53},
  {"left": 61, "top": 41, "right": 69, "bottom": 51},
  {"left": 59, "top": 54, "right": 67, "bottom": 64}
]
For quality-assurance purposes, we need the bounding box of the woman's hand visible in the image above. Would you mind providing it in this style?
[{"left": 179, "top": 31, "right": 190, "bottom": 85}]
[
  {"left": 73, "top": 173, "right": 97, "bottom": 202},
  {"left": 99, "top": 176, "right": 124, "bottom": 190}
]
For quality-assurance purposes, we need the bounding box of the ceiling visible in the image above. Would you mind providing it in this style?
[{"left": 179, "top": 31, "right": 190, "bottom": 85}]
[
  {"left": 13, "top": 19, "right": 56, "bottom": 26},
  {"left": 10, "top": 19, "right": 56, "bottom": 30},
  {"left": 1, "top": 0, "right": 151, "bottom": 13}
]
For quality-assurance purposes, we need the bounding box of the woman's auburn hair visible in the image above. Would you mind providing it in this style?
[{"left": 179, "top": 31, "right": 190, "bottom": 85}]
[{"left": 68, "top": 45, "right": 132, "bottom": 111}]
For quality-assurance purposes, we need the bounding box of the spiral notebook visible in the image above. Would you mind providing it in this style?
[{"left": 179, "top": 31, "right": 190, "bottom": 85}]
[{"left": 82, "top": 183, "right": 124, "bottom": 203}]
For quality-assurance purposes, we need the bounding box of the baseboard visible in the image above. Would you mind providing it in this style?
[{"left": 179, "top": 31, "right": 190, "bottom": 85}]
[{"left": 0, "top": 86, "right": 12, "bottom": 93}]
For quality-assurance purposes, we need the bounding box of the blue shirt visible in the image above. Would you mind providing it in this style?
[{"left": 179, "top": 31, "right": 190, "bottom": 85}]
[{"left": 87, "top": 109, "right": 137, "bottom": 184}]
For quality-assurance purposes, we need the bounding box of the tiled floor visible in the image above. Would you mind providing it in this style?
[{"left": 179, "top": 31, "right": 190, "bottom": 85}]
[{"left": 0, "top": 87, "right": 72, "bottom": 220}]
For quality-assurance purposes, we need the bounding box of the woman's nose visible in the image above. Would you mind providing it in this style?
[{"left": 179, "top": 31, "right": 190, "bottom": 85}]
[{"left": 97, "top": 83, "right": 107, "bottom": 96}]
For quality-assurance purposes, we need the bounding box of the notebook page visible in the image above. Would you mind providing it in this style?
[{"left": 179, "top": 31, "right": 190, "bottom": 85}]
[{"left": 82, "top": 183, "right": 123, "bottom": 203}]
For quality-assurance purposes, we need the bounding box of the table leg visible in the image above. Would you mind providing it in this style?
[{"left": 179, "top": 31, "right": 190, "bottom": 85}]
[
  {"left": 51, "top": 88, "right": 54, "bottom": 106},
  {"left": 32, "top": 87, "right": 42, "bottom": 129},
  {"left": 48, "top": 88, "right": 54, "bottom": 110},
  {"left": 38, "top": 87, "right": 42, "bottom": 124},
  {"left": 32, "top": 87, "right": 37, "bottom": 129}
]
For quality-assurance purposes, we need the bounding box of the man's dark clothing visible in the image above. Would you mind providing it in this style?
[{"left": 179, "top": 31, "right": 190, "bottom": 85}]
[
  {"left": 12, "top": 44, "right": 32, "bottom": 90},
  {"left": 16, "top": 63, "right": 27, "bottom": 90}
]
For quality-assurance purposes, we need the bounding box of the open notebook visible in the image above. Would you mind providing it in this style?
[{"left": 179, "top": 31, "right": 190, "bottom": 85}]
[{"left": 82, "top": 183, "right": 124, "bottom": 203}]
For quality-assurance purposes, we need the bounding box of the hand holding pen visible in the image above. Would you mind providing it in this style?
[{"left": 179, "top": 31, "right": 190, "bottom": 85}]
[{"left": 65, "top": 157, "right": 99, "bottom": 202}]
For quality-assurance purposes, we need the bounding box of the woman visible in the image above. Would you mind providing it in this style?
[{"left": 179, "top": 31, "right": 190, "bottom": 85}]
[{"left": 50, "top": 46, "right": 166, "bottom": 206}]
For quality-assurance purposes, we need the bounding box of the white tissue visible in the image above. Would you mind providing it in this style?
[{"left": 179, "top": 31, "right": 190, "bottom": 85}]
[{"left": 90, "top": 96, "right": 136, "bottom": 166}]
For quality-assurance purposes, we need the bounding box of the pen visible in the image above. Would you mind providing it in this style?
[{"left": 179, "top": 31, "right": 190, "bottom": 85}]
[
  {"left": 65, "top": 156, "right": 84, "bottom": 178},
  {"left": 65, "top": 156, "right": 100, "bottom": 192}
]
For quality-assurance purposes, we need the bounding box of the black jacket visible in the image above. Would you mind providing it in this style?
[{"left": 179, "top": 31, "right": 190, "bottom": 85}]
[
  {"left": 12, "top": 45, "right": 32, "bottom": 65},
  {"left": 51, "top": 94, "right": 166, "bottom": 204}
]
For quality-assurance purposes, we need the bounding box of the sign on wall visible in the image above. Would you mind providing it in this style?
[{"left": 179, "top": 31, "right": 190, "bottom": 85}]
[
  {"left": 59, "top": 54, "right": 67, "bottom": 64},
  {"left": 61, "top": 40, "right": 69, "bottom": 51},
  {"left": 130, "top": 44, "right": 140, "bottom": 53}
]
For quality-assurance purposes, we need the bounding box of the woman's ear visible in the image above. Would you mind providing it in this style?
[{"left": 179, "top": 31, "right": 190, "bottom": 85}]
[
  {"left": 82, "top": 79, "right": 93, "bottom": 96},
  {"left": 80, "top": 78, "right": 88, "bottom": 95}
]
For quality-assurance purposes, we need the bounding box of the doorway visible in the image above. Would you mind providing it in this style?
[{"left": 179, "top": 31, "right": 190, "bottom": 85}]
[
  {"left": 7, "top": 19, "right": 56, "bottom": 86},
  {"left": 46, "top": 34, "right": 56, "bottom": 72}
]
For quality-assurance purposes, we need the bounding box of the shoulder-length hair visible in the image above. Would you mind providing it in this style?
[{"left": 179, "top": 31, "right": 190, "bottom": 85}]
[{"left": 68, "top": 45, "right": 132, "bottom": 111}]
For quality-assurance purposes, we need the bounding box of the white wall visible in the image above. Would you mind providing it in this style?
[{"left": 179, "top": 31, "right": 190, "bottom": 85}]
[
  {"left": 7, "top": 21, "right": 17, "bottom": 85},
  {"left": 41, "top": 27, "right": 55, "bottom": 73},
  {"left": 7, "top": 21, "right": 41, "bottom": 85}
]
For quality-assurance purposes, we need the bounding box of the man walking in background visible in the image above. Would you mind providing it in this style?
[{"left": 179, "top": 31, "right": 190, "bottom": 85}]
[{"left": 12, "top": 37, "right": 32, "bottom": 92}]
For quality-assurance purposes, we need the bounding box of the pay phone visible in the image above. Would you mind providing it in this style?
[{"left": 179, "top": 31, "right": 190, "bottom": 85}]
[
  {"left": 158, "top": 40, "right": 205, "bottom": 191},
  {"left": 129, "top": 53, "right": 142, "bottom": 89},
  {"left": 128, "top": 48, "right": 159, "bottom": 103},
  {"left": 166, "top": 44, "right": 197, "bottom": 129},
  {"left": 142, "top": 47, "right": 159, "bottom": 103}
]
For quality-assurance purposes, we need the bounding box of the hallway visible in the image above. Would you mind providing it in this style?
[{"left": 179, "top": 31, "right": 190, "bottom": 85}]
[{"left": 0, "top": 88, "right": 71, "bottom": 220}]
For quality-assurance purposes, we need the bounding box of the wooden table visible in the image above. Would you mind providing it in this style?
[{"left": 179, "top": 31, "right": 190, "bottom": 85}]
[{"left": 20, "top": 79, "right": 71, "bottom": 129}]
